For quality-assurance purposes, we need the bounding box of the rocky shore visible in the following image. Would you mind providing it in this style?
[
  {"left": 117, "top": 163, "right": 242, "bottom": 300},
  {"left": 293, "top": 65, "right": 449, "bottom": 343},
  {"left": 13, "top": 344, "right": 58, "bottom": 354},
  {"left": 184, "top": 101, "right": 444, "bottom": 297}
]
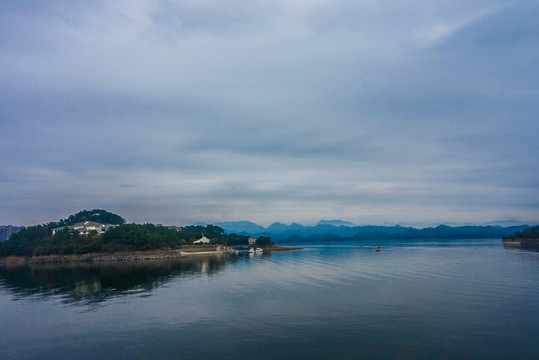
[
  {"left": 0, "top": 249, "right": 218, "bottom": 265},
  {"left": 0, "top": 245, "right": 302, "bottom": 265}
]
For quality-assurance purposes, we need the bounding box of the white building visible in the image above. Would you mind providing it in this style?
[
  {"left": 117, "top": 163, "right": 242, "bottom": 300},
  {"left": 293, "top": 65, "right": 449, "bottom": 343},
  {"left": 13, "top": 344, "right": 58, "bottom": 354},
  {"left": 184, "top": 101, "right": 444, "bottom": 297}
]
[
  {"left": 52, "top": 221, "right": 117, "bottom": 236},
  {"left": 0, "top": 225, "right": 21, "bottom": 242}
]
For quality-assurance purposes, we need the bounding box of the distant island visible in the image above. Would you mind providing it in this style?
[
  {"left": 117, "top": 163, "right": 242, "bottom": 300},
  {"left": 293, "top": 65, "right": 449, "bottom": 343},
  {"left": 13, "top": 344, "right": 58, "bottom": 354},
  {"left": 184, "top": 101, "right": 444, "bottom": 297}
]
[
  {"left": 502, "top": 226, "right": 539, "bottom": 248},
  {"left": 0, "top": 210, "right": 294, "bottom": 264}
]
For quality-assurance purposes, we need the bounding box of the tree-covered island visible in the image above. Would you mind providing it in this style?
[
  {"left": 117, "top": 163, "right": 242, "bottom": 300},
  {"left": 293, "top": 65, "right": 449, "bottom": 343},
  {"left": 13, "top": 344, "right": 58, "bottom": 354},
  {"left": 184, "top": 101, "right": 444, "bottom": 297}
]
[{"left": 0, "top": 209, "right": 281, "bottom": 259}]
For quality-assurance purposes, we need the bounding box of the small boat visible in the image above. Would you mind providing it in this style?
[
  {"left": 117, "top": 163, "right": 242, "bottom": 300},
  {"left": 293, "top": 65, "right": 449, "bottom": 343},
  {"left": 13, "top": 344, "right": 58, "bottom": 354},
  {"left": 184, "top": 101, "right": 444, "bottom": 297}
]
[{"left": 249, "top": 248, "right": 263, "bottom": 254}]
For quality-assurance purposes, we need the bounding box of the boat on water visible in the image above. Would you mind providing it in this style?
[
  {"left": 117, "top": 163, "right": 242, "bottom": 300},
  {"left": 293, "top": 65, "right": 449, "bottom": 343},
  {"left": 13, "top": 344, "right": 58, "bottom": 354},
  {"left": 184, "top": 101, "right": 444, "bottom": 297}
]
[{"left": 249, "top": 248, "right": 263, "bottom": 254}]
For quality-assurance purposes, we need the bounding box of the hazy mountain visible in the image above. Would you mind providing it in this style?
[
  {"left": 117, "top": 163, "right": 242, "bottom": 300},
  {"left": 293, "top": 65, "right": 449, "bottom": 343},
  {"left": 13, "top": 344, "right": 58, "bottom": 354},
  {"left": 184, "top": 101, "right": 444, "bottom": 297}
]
[
  {"left": 213, "top": 220, "right": 533, "bottom": 242},
  {"left": 213, "top": 221, "right": 266, "bottom": 235},
  {"left": 266, "top": 222, "right": 305, "bottom": 234}
]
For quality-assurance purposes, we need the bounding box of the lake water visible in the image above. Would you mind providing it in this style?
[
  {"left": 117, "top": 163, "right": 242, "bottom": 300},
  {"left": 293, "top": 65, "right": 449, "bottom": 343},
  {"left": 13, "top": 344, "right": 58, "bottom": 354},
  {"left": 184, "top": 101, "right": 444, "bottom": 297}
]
[{"left": 0, "top": 239, "right": 537, "bottom": 360}]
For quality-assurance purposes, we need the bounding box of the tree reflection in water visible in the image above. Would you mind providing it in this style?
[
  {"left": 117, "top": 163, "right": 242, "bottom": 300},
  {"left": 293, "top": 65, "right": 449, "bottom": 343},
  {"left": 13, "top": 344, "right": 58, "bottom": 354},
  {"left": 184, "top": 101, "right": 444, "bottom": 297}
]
[{"left": 0, "top": 254, "right": 254, "bottom": 305}]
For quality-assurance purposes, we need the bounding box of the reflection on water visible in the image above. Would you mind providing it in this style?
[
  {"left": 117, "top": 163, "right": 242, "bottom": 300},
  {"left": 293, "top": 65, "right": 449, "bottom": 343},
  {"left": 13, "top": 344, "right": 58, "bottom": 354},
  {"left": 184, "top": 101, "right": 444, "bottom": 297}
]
[
  {"left": 0, "top": 254, "right": 257, "bottom": 304},
  {"left": 0, "top": 241, "right": 537, "bottom": 360},
  {"left": 503, "top": 243, "right": 539, "bottom": 252}
]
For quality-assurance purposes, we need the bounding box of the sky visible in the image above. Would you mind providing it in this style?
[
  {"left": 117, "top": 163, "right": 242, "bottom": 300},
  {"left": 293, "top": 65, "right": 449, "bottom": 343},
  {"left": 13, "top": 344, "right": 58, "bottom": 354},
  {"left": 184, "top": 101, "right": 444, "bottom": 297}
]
[{"left": 1, "top": 0, "right": 538, "bottom": 227}]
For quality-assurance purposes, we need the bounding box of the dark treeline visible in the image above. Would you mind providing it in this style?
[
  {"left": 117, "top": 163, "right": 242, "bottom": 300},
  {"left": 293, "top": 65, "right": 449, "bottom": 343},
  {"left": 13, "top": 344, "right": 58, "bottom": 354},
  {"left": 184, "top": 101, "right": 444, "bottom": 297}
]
[
  {"left": 503, "top": 226, "right": 539, "bottom": 240},
  {"left": 0, "top": 210, "right": 272, "bottom": 257}
]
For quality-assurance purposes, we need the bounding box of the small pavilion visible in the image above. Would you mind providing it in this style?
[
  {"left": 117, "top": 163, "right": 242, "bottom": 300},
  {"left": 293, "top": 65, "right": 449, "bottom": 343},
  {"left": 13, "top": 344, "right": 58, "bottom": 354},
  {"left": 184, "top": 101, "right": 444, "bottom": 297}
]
[{"left": 193, "top": 234, "right": 211, "bottom": 245}]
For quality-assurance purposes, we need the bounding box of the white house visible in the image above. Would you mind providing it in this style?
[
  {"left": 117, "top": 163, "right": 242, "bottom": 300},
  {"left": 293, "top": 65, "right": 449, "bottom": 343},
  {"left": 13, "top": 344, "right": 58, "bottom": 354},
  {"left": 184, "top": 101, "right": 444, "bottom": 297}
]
[{"left": 248, "top": 237, "right": 257, "bottom": 246}]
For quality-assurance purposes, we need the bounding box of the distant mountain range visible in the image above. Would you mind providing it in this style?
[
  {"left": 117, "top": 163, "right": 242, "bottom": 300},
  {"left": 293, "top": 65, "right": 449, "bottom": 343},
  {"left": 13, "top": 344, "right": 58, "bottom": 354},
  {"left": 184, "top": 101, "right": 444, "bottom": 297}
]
[{"left": 213, "top": 220, "right": 533, "bottom": 242}]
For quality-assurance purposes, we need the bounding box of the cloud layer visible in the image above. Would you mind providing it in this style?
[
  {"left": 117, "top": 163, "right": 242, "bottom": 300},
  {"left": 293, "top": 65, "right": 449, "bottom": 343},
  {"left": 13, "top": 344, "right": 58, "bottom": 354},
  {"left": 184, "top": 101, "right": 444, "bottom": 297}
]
[{"left": 1, "top": 0, "right": 538, "bottom": 226}]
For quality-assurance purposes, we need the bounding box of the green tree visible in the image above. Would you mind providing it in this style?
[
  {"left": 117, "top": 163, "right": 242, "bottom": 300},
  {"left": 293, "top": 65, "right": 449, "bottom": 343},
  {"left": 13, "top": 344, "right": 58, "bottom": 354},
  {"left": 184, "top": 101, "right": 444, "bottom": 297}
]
[
  {"left": 57, "top": 209, "right": 125, "bottom": 226},
  {"left": 256, "top": 236, "right": 273, "bottom": 247}
]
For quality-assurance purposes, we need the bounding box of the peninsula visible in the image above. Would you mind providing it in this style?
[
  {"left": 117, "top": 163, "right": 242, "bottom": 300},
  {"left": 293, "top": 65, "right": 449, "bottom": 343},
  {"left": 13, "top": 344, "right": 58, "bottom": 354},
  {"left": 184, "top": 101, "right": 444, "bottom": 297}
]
[{"left": 0, "top": 210, "right": 299, "bottom": 265}]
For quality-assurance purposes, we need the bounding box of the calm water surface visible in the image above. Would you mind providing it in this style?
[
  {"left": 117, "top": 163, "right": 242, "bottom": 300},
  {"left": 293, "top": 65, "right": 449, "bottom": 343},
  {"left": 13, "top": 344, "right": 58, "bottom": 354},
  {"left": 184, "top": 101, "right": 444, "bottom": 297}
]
[{"left": 0, "top": 239, "right": 537, "bottom": 360}]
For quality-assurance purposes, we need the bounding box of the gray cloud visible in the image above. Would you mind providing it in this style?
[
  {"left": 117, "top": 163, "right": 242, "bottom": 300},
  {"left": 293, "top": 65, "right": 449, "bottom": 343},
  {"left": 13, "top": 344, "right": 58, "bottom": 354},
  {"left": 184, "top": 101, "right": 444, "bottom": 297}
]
[{"left": 1, "top": 1, "right": 538, "bottom": 226}]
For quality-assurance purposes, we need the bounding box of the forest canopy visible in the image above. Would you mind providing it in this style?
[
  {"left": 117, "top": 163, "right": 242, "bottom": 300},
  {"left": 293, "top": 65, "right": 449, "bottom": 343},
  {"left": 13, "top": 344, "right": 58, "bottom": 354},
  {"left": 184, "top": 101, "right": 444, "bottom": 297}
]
[{"left": 57, "top": 209, "right": 126, "bottom": 226}]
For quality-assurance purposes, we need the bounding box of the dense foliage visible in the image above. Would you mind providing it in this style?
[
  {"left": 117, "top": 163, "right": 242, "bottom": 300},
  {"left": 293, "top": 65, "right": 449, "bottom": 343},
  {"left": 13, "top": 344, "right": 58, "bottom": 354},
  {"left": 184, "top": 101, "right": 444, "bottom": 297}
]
[
  {"left": 34, "top": 229, "right": 103, "bottom": 256},
  {"left": 0, "top": 210, "right": 273, "bottom": 256},
  {"left": 0, "top": 223, "right": 55, "bottom": 256},
  {"left": 57, "top": 209, "right": 126, "bottom": 226}
]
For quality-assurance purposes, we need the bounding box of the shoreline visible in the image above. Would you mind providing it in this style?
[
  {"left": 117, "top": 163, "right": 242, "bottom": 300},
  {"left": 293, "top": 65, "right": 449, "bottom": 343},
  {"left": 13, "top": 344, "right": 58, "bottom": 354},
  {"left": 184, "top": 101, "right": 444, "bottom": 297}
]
[
  {"left": 0, "top": 245, "right": 302, "bottom": 266},
  {"left": 502, "top": 238, "right": 539, "bottom": 248}
]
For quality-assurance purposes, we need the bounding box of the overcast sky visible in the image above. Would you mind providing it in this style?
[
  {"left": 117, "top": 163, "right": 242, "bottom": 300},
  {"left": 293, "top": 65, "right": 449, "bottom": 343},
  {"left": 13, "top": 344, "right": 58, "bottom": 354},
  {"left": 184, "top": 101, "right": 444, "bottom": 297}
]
[{"left": 1, "top": 0, "right": 538, "bottom": 227}]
